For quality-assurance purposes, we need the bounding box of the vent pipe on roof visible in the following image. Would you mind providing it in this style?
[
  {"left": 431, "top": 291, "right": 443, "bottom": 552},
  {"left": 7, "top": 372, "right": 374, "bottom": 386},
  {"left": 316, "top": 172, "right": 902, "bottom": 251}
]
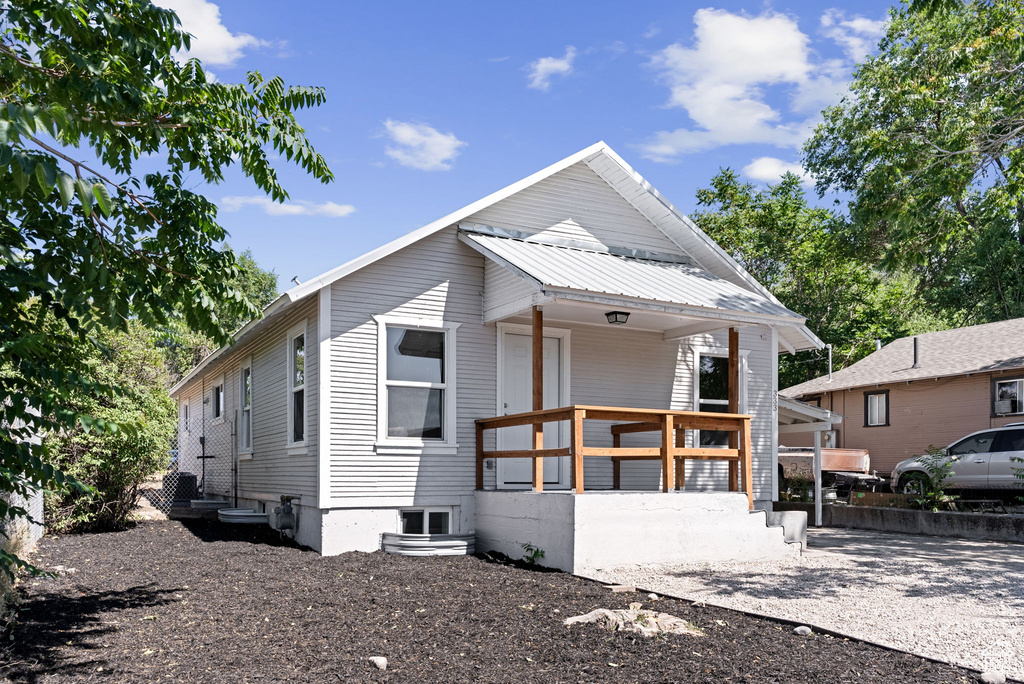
[
  {"left": 827, "top": 344, "right": 833, "bottom": 382},
  {"left": 912, "top": 336, "right": 920, "bottom": 369},
  {"left": 875, "top": 338, "right": 882, "bottom": 351}
]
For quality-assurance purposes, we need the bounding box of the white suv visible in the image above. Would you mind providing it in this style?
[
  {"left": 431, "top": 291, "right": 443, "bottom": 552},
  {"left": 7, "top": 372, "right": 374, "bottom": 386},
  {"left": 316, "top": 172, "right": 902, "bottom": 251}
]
[{"left": 891, "top": 424, "right": 1024, "bottom": 494}]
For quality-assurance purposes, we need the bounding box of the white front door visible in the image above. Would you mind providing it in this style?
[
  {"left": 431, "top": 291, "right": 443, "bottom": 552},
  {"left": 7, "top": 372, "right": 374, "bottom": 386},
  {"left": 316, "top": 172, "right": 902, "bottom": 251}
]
[{"left": 497, "top": 332, "right": 567, "bottom": 488}]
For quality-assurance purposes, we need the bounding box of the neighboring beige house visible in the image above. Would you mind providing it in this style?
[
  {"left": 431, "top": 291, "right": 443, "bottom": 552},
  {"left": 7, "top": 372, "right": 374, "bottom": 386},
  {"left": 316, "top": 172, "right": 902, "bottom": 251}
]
[{"left": 782, "top": 318, "right": 1024, "bottom": 475}]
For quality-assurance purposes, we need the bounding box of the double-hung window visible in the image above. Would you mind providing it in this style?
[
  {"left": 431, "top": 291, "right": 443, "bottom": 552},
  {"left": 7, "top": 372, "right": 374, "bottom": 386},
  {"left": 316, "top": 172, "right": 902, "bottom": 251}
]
[
  {"left": 864, "top": 390, "right": 889, "bottom": 427},
  {"left": 287, "top": 322, "right": 307, "bottom": 449},
  {"left": 375, "top": 316, "right": 458, "bottom": 450},
  {"left": 240, "top": 358, "right": 253, "bottom": 454},
  {"left": 993, "top": 378, "right": 1023, "bottom": 416},
  {"left": 182, "top": 401, "right": 190, "bottom": 433}
]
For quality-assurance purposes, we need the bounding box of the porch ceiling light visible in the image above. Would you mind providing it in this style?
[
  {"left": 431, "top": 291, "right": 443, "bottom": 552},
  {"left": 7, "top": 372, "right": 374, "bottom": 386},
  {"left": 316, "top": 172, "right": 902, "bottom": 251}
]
[{"left": 605, "top": 311, "right": 630, "bottom": 325}]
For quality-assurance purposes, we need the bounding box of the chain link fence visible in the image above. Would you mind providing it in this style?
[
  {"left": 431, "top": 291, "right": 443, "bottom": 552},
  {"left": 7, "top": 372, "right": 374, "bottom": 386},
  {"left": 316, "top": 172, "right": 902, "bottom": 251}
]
[{"left": 143, "top": 411, "right": 238, "bottom": 514}]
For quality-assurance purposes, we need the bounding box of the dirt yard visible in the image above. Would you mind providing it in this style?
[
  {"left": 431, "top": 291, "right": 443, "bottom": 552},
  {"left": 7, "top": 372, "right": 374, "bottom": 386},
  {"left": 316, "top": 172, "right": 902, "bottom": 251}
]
[{"left": 1, "top": 521, "right": 978, "bottom": 683}]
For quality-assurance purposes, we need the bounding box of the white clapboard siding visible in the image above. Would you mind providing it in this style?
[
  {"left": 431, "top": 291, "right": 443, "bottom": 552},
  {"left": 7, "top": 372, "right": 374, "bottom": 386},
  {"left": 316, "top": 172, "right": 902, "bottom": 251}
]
[
  {"left": 467, "top": 161, "right": 686, "bottom": 254},
  {"left": 327, "top": 228, "right": 494, "bottom": 505},
  {"left": 174, "top": 298, "right": 319, "bottom": 501},
  {"left": 482, "top": 260, "right": 537, "bottom": 319}
]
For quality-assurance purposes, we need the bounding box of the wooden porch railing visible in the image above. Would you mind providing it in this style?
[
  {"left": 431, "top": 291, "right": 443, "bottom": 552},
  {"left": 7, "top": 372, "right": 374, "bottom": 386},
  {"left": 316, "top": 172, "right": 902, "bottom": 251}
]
[{"left": 475, "top": 405, "right": 754, "bottom": 509}]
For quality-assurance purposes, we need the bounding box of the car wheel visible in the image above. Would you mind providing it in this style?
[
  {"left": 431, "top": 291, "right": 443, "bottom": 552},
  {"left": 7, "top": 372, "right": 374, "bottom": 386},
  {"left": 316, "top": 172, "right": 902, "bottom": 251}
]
[{"left": 897, "top": 472, "right": 928, "bottom": 496}]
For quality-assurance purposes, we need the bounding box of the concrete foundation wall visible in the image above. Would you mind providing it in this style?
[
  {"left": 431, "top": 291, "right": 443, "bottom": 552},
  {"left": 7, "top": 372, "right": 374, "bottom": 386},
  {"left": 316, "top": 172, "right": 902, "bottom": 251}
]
[
  {"left": 476, "top": 491, "right": 798, "bottom": 574},
  {"left": 775, "top": 502, "right": 1024, "bottom": 544}
]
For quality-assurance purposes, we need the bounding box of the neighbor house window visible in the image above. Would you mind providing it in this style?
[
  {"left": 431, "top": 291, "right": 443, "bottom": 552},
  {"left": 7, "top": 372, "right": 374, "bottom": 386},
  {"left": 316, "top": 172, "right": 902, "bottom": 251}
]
[
  {"left": 401, "top": 508, "right": 451, "bottom": 535},
  {"left": 240, "top": 358, "right": 253, "bottom": 453},
  {"left": 374, "top": 316, "right": 459, "bottom": 448},
  {"left": 697, "top": 354, "right": 731, "bottom": 447},
  {"left": 864, "top": 390, "right": 889, "bottom": 427},
  {"left": 287, "top": 322, "right": 307, "bottom": 448},
  {"left": 211, "top": 376, "right": 224, "bottom": 421},
  {"left": 993, "top": 378, "right": 1023, "bottom": 416}
]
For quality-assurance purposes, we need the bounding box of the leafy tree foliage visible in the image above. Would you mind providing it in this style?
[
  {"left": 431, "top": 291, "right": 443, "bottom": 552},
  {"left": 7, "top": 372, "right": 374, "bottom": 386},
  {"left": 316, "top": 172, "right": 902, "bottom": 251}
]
[
  {"left": 45, "top": 322, "right": 176, "bottom": 533},
  {"left": 692, "top": 170, "right": 947, "bottom": 387},
  {"left": 804, "top": 0, "right": 1024, "bottom": 324},
  {"left": 160, "top": 248, "right": 279, "bottom": 383},
  {"left": 0, "top": 0, "right": 331, "bottom": 574}
]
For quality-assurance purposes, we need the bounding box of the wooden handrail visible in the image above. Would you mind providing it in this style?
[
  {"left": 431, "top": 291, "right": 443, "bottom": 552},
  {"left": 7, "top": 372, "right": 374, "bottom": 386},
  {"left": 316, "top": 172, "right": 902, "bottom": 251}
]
[{"left": 475, "top": 405, "right": 755, "bottom": 508}]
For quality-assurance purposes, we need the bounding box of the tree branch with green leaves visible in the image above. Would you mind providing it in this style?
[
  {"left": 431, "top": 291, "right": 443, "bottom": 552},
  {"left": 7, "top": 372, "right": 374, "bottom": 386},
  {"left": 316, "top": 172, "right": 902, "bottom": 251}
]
[{"left": 0, "top": 0, "right": 332, "bottom": 577}]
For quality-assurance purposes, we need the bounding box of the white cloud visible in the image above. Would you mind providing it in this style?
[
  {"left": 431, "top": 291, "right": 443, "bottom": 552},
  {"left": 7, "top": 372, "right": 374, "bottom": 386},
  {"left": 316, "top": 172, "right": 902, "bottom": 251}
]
[
  {"left": 643, "top": 24, "right": 661, "bottom": 39},
  {"left": 821, "top": 9, "right": 887, "bottom": 62},
  {"left": 638, "top": 8, "right": 886, "bottom": 163},
  {"left": 382, "top": 120, "right": 466, "bottom": 171},
  {"left": 526, "top": 46, "right": 577, "bottom": 91},
  {"left": 220, "top": 196, "right": 356, "bottom": 218},
  {"left": 742, "top": 157, "right": 813, "bottom": 185},
  {"left": 155, "top": 0, "right": 269, "bottom": 67}
]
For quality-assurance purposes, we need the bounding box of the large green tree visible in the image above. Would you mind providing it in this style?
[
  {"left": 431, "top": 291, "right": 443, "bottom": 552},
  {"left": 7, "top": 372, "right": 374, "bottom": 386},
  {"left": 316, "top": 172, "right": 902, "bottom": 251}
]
[
  {"left": 803, "top": 0, "right": 1024, "bottom": 324},
  {"left": 160, "top": 248, "right": 279, "bottom": 383},
  {"left": 692, "top": 170, "right": 947, "bottom": 388},
  {"left": 0, "top": 0, "right": 331, "bottom": 574}
]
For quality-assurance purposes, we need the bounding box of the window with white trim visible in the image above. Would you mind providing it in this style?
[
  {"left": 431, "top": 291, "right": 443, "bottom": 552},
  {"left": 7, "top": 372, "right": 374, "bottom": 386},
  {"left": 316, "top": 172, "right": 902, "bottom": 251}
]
[
  {"left": 994, "top": 378, "right": 1023, "bottom": 416},
  {"left": 697, "top": 354, "right": 730, "bottom": 447},
  {"left": 864, "top": 390, "right": 889, "bottom": 427},
  {"left": 240, "top": 358, "right": 253, "bottom": 453},
  {"left": 211, "top": 376, "right": 224, "bottom": 421},
  {"left": 287, "top": 323, "right": 307, "bottom": 447},
  {"left": 182, "top": 400, "right": 190, "bottom": 433},
  {"left": 375, "top": 317, "right": 459, "bottom": 448},
  {"left": 400, "top": 507, "right": 451, "bottom": 535}
]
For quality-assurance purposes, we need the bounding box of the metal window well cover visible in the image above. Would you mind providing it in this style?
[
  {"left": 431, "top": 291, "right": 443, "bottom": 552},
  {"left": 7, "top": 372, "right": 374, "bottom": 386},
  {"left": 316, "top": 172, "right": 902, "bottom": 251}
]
[
  {"left": 460, "top": 231, "right": 802, "bottom": 320},
  {"left": 381, "top": 533, "right": 475, "bottom": 556},
  {"left": 218, "top": 508, "right": 270, "bottom": 524}
]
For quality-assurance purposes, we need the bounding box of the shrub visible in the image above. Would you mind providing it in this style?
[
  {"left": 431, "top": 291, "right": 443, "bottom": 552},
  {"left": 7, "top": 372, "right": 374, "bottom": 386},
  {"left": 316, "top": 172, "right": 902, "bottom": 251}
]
[{"left": 45, "top": 323, "right": 176, "bottom": 533}]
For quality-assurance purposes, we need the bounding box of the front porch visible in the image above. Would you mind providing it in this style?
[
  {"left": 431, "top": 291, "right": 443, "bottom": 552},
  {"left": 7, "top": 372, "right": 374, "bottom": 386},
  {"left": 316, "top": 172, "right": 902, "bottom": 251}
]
[{"left": 475, "top": 404, "right": 754, "bottom": 506}]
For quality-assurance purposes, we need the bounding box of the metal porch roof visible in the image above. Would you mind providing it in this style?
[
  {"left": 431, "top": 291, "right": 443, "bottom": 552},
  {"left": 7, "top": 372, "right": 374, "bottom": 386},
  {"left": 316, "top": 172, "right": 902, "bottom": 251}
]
[{"left": 460, "top": 231, "right": 805, "bottom": 323}]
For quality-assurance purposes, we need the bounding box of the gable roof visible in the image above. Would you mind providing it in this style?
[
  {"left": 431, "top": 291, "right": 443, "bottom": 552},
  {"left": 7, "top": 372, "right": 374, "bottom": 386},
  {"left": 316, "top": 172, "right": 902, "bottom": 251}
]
[
  {"left": 172, "top": 142, "right": 822, "bottom": 395},
  {"left": 782, "top": 317, "right": 1024, "bottom": 398}
]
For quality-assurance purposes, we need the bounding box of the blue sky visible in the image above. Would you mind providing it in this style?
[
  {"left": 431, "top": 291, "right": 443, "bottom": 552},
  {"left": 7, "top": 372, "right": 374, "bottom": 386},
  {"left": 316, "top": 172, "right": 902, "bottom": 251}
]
[{"left": 156, "top": 0, "right": 896, "bottom": 288}]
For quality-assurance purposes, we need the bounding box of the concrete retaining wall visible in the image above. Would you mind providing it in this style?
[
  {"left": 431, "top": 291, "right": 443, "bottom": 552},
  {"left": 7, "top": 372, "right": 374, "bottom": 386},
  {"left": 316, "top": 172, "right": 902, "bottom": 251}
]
[
  {"left": 774, "top": 502, "right": 1024, "bottom": 544},
  {"left": 477, "top": 491, "right": 798, "bottom": 574}
]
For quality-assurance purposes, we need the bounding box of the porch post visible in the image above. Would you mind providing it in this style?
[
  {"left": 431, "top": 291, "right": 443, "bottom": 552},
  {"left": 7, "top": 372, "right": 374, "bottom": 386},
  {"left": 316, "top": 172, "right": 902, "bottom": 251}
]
[
  {"left": 661, "top": 413, "right": 675, "bottom": 493},
  {"left": 571, "top": 408, "right": 585, "bottom": 494},
  {"left": 813, "top": 427, "right": 822, "bottom": 527},
  {"left": 532, "top": 306, "right": 544, "bottom": 492},
  {"left": 728, "top": 327, "right": 740, "bottom": 492}
]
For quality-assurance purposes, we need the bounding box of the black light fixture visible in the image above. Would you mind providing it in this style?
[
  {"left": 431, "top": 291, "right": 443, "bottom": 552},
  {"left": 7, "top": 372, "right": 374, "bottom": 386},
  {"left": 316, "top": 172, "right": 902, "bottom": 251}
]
[{"left": 605, "top": 311, "right": 630, "bottom": 325}]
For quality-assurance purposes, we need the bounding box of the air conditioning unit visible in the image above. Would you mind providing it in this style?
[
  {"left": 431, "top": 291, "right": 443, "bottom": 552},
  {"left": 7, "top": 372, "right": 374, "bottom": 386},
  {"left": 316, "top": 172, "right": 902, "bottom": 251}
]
[{"left": 995, "top": 400, "right": 1013, "bottom": 416}]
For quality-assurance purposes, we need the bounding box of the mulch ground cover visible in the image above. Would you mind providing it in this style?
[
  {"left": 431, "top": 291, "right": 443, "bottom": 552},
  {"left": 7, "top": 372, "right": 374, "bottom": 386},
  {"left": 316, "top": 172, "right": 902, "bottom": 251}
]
[{"left": 1, "top": 520, "right": 978, "bottom": 683}]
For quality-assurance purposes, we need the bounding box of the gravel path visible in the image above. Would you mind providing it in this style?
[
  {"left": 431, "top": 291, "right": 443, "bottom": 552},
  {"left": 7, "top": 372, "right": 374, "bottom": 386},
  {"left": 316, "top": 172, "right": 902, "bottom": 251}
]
[{"left": 591, "top": 528, "right": 1024, "bottom": 680}]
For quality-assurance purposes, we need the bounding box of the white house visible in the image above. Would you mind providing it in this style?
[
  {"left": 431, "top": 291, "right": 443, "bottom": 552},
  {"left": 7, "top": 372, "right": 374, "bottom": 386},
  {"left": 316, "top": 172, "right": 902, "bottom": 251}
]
[{"left": 170, "top": 142, "right": 822, "bottom": 573}]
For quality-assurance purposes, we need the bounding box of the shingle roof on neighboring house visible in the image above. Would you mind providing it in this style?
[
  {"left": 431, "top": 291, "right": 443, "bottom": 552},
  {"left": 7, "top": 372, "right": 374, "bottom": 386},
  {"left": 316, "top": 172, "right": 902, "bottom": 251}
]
[{"left": 782, "top": 317, "right": 1024, "bottom": 398}]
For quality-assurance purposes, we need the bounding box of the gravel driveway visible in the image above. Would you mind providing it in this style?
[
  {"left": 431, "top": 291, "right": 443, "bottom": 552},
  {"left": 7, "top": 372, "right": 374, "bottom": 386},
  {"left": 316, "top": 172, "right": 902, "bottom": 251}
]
[{"left": 592, "top": 528, "right": 1024, "bottom": 680}]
